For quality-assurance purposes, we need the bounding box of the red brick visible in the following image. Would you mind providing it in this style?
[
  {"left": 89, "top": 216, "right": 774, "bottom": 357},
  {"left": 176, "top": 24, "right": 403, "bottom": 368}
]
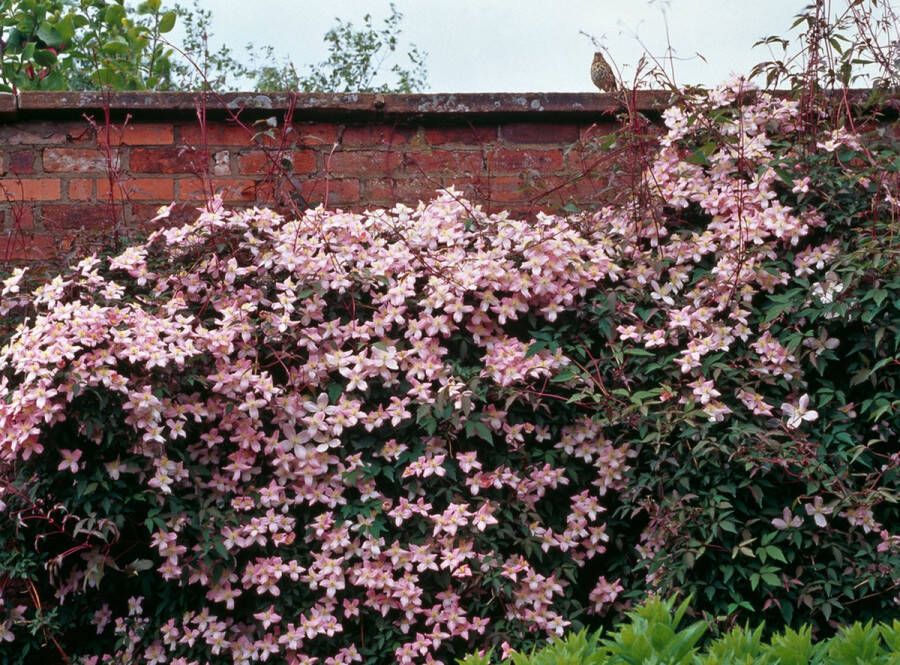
[
  {"left": 238, "top": 150, "right": 317, "bottom": 175},
  {"left": 456, "top": 180, "right": 493, "bottom": 205},
  {"left": 424, "top": 125, "right": 497, "bottom": 145},
  {"left": 328, "top": 150, "right": 403, "bottom": 176},
  {"left": 544, "top": 175, "right": 606, "bottom": 202},
  {"left": 0, "top": 122, "right": 84, "bottom": 145},
  {"left": 500, "top": 122, "right": 579, "bottom": 144},
  {"left": 8, "top": 151, "right": 36, "bottom": 175},
  {"left": 293, "top": 122, "right": 340, "bottom": 147},
  {"left": 177, "top": 177, "right": 258, "bottom": 203},
  {"left": 0, "top": 178, "right": 61, "bottom": 200},
  {"left": 5, "top": 205, "right": 36, "bottom": 231},
  {"left": 299, "top": 178, "right": 360, "bottom": 207},
  {"left": 236, "top": 150, "right": 272, "bottom": 175},
  {"left": 179, "top": 122, "right": 254, "bottom": 146},
  {"left": 362, "top": 178, "right": 440, "bottom": 204},
  {"left": 43, "top": 148, "right": 121, "bottom": 173},
  {"left": 129, "top": 203, "right": 198, "bottom": 229},
  {"left": 404, "top": 150, "right": 484, "bottom": 175},
  {"left": 42, "top": 204, "right": 114, "bottom": 230},
  {"left": 67, "top": 178, "right": 94, "bottom": 201},
  {"left": 579, "top": 122, "right": 619, "bottom": 142},
  {"left": 288, "top": 149, "right": 318, "bottom": 174},
  {"left": 485, "top": 175, "right": 530, "bottom": 203},
  {"left": 130, "top": 147, "right": 206, "bottom": 174},
  {"left": 340, "top": 124, "right": 416, "bottom": 147},
  {"left": 487, "top": 148, "right": 564, "bottom": 174},
  {"left": 0, "top": 232, "right": 60, "bottom": 261},
  {"left": 98, "top": 177, "right": 175, "bottom": 201},
  {"left": 96, "top": 123, "right": 174, "bottom": 146}
]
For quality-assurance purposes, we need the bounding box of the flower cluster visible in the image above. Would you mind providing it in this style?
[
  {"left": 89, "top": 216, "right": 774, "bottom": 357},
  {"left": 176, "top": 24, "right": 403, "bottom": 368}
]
[{"left": 0, "top": 187, "right": 632, "bottom": 663}]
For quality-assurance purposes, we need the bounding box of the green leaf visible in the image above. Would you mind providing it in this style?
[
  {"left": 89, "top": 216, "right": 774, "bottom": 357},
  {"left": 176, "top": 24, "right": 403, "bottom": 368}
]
[
  {"left": 762, "top": 572, "right": 782, "bottom": 587},
  {"left": 686, "top": 148, "right": 710, "bottom": 166},
  {"left": 326, "top": 381, "right": 343, "bottom": 403},
  {"left": 551, "top": 367, "right": 577, "bottom": 383},
  {"left": 33, "top": 48, "right": 57, "bottom": 66},
  {"left": 472, "top": 421, "right": 492, "bottom": 444},
  {"left": 525, "top": 340, "right": 547, "bottom": 357},
  {"left": 36, "top": 22, "right": 64, "bottom": 47},
  {"left": 766, "top": 545, "right": 788, "bottom": 563},
  {"left": 101, "top": 37, "right": 131, "bottom": 55},
  {"left": 213, "top": 539, "right": 230, "bottom": 559},
  {"left": 158, "top": 11, "right": 176, "bottom": 33},
  {"left": 104, "top": 4, "right": 127, "bottom": 25}
]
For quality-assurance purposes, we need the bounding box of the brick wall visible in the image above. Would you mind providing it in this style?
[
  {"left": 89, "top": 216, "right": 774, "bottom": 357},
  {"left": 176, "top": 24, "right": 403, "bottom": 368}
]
[{"left": 0, "top": 91, "right": 668, "bottom": 263}]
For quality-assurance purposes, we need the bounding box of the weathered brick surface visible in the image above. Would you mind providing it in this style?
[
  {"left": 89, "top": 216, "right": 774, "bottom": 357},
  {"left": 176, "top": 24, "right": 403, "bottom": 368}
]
[
  {"left": 0, "top": 178, "right": 61, "bottom": 200},
  {"left": 43, "top": 148, "right": 122, "bottom": 173},
  {"left": 8, "top": 150, "right": 36, "bottom": 174},
  {"left": 486, "top": 148, "right": 565, "bottom": 173},
  {"left": 98, "top": 177, "right": 175, "bottom": 201},
  {"left": 129, "top": 202, "right": 199, "bottom": 230},
  {"left": 0, "top": 91, "right": 708, "bottom": 262},
  {"left": 0, "top": 233, "right": 60, "bottom": 261},
  {"left": 328, "top": 150, "right": 405, "bottom": 175},
  {"left": 424, "top": 126, "right": 497, "bottom": 145},
  {"left": 4, "top": 205, "right": 35, "bottom": 231},
  {"left": 42, "top": 204, "right": 112, "bottom": 230},
  {"left": 299, "top": 178, "right": 361, "bottom": 207},
  {"left": 177, "top": 177, "right": 258, "bottom": 202},
  {"left": 178, "top": 123, "right": 255, "bottom": 147},
  {"left": 363, "top": 177, "right": 448, "bottom": 204},
  {"left": 0, "top": 122, "right": 82, "bottom": 145},
  {"left": 130, "top": 147, "right": 206, "bottom": 174},
  {"left": 501, "top": 122, "right": 580, "bottom": 143},
  {"left": 96, "top": 123, "right": 174, "bottom": 146},
  {"left": 237, "top": 150, "right": 317, "bottom": 175},
  {"left": 404, "top": 150, "right": 485, "bottom": 175},
  {"left": 292, "top": 123, "right": 340, "bottom": 147},
  {"left": 340, "top": 124, "right": 417, "bottom": 147},
  {"left": 67, "top": 178, "right": 94, "bottom": 201}
]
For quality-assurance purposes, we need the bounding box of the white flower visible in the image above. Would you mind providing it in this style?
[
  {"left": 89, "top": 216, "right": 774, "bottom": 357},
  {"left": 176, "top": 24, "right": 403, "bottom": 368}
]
[
  {"left": 782, "top": 394, "right": 818, "bottom": 429},
  {"left": 1, "top": 267, "right": 28, "bottom": 296},
  {"left": 771, "top": 507, "right": 802, "bottom": 530},
  {"left": 57, "top": 449, "right": 82, "bottom": 473},
  {"left": 151, "top": 202, "right": 175, "bottom": 222},
  {"left": 804, "top": 496, "right": 834, "bottom": 528}
]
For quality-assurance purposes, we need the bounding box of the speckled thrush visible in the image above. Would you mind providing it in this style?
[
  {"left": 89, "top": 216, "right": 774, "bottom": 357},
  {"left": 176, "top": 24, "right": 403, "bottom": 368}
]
[{"left": 590, "top": 51, "right": 617, "bottom": 92}]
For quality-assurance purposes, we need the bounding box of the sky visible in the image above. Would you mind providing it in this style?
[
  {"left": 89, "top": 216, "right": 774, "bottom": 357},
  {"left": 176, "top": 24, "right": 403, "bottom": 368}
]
[{"left": 178, "top": 0, "right": 807, "bottom": 91}]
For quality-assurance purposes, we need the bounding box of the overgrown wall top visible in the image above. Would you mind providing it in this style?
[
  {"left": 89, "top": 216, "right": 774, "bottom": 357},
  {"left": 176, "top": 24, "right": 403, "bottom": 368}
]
[{"left": 0, "top": 91, "right": 670, "bottom": 263}]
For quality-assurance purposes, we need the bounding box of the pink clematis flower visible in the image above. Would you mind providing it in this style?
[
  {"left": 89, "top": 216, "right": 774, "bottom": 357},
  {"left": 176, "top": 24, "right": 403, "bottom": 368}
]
[
  {"left": 57, "top": 448, "right": 82, "bottom": 473},
  {"left": 781, "top": 394, "right": 818, "bottom": 429}
]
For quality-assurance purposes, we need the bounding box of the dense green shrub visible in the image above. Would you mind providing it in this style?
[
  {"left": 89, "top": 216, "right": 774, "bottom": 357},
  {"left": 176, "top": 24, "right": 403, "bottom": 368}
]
[
  {"left": 0, "top": 79, "right": 897, "bottom": 664},
  {"left": 0, "top": 0, "right": 428, "bottom": 93},
  {"left": 458, "top": 596, "right": 900, "bottom": 665},
  {"left": 0, "top": 0, "right": 178, "bottom": 91}
]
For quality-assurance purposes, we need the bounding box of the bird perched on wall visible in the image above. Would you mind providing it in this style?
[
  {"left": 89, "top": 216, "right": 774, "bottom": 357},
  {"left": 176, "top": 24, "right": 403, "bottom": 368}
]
[{"left": 590, "top": 51, "right": 617, "bottom": 92}]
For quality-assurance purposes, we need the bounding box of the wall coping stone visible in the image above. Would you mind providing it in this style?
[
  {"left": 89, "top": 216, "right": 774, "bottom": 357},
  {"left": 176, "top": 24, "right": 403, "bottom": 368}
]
[
  {"left": 9, "top": 91, "right": 667, "bottom": 120},
  {"left": 2, "top": 90, "right": 893, "bottom": 122}
]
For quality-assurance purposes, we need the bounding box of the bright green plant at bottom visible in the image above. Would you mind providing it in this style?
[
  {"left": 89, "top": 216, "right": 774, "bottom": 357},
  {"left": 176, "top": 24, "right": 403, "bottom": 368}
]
[{"left": 459, "top": 597, "right": 900, "bottom": 665}]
